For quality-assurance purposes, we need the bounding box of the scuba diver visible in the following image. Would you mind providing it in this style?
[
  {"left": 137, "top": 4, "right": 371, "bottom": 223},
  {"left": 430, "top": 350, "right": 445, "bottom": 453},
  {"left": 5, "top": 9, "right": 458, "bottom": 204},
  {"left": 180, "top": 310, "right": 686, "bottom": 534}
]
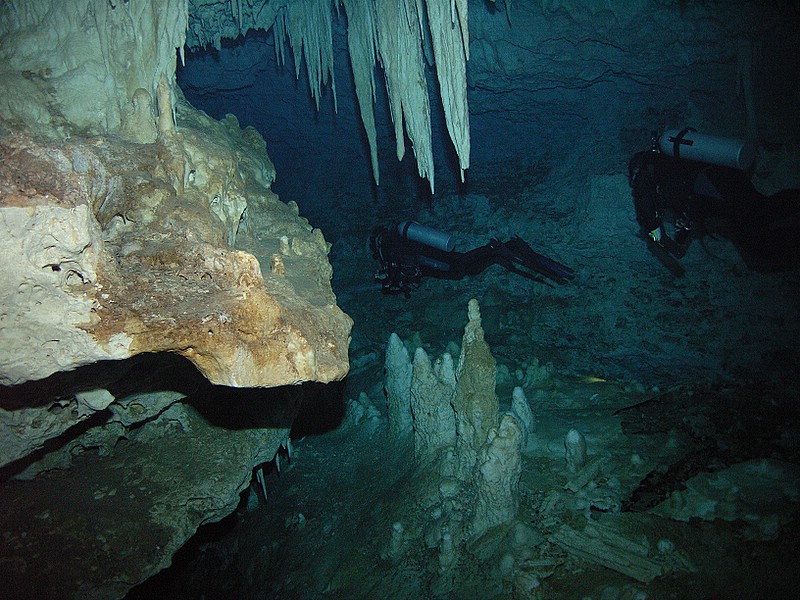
[
  {"left": 629, "top": 127, "right": 800, "bottom": 275},
  {"left": 369, "top": 220, "right": 575, "bottom": 297}
]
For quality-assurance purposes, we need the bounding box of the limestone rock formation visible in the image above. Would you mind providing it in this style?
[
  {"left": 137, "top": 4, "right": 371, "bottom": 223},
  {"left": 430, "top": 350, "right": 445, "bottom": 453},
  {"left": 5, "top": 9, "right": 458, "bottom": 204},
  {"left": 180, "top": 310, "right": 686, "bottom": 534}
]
[
  {"left": 409, "top": 347, "right": 457, "bottom": 463},
  {"left": 1, "top": 2, "right": 353, "bottom": 598},
  {"left": 384, "top": 332, "right": 413, "bottom": 438},
  {"left": 381, "top": 300, "right": 524, "bottom": 592},
  {"left": 0, "top": 73, "right": 351, "bottom": 600},
  {"left": 510, "top": 385, "right": 535, "bottom": 446},
  {"left": 453, "top": 298, "right": 499, "bottom": 479},
  {"left": 1, "top": 0, "right": 352, "bottom": 390},
  {"left": 651, "top": 458, "right": 800, "bottom": 541},
  {"left": 0, "top": 104, "right": 352, "bottom": 599},
  {"left": 0, "top": 364, "right": 302, "bottom": 599},
  {"left": 471, "top": 414, "right": 524, "bottom": 540},
  {"left": 0, "top": 107, "right": 351, "bottom": 390},
  {"left": 0, "top": 0, "right": 189, "bottom": 140}
]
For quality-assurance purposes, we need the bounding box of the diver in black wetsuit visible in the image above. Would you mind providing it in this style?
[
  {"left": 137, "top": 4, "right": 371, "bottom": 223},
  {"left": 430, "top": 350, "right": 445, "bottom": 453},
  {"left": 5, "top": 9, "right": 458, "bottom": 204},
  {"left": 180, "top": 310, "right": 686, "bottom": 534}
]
[
  {"left": 369, "top": 221, "right": 574, "bottom": 297},
  {"left": 629, "top": 129, "right": 800, "bottom": 274},
  {"left": 629, "top": 133, "right": 705, "bottom": 261}
]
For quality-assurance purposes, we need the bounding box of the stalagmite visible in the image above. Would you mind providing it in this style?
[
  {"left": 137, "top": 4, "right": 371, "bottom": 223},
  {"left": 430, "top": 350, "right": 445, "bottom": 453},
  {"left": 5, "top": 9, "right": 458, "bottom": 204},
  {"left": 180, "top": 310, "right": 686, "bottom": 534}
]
[
  {"left": 157, "top": 72, "right": 176, "bottom": 136},
  {"left": 409, "top": 347, "right": 458, "bottom": 462},
  {"left": 383, "top": 521, "right": 406, "bottom": 563},
  {"left": 471, "top": 414, "right": 523, "bottom": 540},
  {"left": 453, "top": 299, "right": 498, "bottom": 478},
  {"left": 565, "top": 428, "right": 587, "bottom": 473},
  {"left": 384, "top": 332, "right": 414, "bottom": 437},
  {"left": 510, "top": 386, "right": 534, "bottom": 445},
  {"left": 122, "top": 88, "right": 158, "bottom": 143}
]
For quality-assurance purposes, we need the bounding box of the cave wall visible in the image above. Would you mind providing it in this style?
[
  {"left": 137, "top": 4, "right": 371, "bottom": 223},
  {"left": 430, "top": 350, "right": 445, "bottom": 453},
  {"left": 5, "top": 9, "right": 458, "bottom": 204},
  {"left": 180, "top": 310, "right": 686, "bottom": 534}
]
[{"left": 467, "top": 1, "right": 798, "bottom": 175}]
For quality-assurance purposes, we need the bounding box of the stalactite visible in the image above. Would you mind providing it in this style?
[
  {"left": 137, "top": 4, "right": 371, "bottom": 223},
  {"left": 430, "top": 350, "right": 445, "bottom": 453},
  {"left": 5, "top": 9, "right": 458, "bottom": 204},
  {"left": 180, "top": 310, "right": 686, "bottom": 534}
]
[
  {"left": 273, "top": 8, "right": 287, "bottom": 66},
  {"left": 340, "top": 0, "right": 380, "bottom": 185},
  {"left": 453, "top": 0, "right": 469, "bottom": 60},
  {"left": 426, "top": 0, "right": 470, "bottom": 181},
  {"left": 92, "top": 0, "right": 189, "bottom": 131},
  {"left": 342, "top": 0, "right": 470, "bottom": 191},
  {"left": 375, "top": 0, "right": 435, "bottom": 191},
  {"left": 185, "top": 0, "right": 472, "bottom": 193},
  {"left": 277, "top": 0, "right": 338, "bottom": 113}
]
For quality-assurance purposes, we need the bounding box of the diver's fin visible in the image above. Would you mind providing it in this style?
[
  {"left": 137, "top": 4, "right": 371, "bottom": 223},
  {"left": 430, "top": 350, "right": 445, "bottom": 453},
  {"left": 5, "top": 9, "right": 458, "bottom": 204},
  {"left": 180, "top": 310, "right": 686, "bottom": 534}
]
[
  {"left": 646, "top": 237, "right": 685, "bottom": 277},
  {"left": 501, "top": 236, "right": 576, "bottom": 284}
]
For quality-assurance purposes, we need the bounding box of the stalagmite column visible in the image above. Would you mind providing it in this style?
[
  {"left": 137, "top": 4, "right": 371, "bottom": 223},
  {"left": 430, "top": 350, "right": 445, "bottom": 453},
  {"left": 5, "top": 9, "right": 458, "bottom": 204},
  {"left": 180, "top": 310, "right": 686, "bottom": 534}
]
[
  {"left": 471, "top": 414, "right": 523, "bottom": 540},
  {"left": 156, "top": 72, "right": 176, "bottom": 136},
  {"left": 409, "top": 347, "right": 458, "bottom": 463},
  {"left": 453, "top": 299, "right": 499, "bottom": 478},
  {"left": 565, "top": 429, "right": 588, "bottom": 473},
  {"left": 385, "top": 332, "right": 414, "bottom": 437}
]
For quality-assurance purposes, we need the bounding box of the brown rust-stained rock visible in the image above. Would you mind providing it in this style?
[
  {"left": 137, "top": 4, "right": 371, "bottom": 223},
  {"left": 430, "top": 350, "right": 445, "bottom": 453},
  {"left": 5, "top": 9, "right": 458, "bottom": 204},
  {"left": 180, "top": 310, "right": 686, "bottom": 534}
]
[
  {"left": 0, "top": 5, "right": 351, "bottom": 599},
  {"left": 0, "top": 110, "right": 351, "bottom": 389}
]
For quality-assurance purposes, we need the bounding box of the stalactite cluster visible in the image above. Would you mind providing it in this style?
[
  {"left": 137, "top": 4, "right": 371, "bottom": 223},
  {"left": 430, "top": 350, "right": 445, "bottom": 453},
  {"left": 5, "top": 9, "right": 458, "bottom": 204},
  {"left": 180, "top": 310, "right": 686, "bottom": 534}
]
[{"left": 187, "top": 0, "right": 470, "bottom": 192}]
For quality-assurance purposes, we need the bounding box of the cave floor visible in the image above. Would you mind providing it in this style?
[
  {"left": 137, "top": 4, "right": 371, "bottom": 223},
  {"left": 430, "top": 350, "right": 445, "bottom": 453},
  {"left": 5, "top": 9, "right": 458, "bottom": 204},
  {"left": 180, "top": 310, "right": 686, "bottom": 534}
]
[
  {"left": 132, "top": 368, "right": 800, "bottom": 599},
  {"left": 130, "top": 171, "right": 800, "bottom": 599}
]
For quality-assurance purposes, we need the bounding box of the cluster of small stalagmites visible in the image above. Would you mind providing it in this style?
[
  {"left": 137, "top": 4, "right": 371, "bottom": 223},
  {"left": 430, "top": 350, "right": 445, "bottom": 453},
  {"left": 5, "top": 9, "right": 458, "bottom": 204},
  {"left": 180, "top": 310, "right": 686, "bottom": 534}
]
[{"left": 382, "top": 299, "right": 528, "bottom": 591}]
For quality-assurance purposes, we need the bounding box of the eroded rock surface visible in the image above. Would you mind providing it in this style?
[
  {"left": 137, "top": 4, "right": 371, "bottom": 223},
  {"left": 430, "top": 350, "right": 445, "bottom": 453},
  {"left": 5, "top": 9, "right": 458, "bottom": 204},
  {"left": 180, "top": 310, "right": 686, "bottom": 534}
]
[
  {"left": 0, "top": 358, "right": 302, "bottom": 599},
  {"left": 1, "top": 19, "right": 352, "bottom": 600},
  {"left": 0, "top": 105, "right": 351, "bottom": 389},
  {"left": 0, "top": 2, "right": 356, "bottom": 599}
]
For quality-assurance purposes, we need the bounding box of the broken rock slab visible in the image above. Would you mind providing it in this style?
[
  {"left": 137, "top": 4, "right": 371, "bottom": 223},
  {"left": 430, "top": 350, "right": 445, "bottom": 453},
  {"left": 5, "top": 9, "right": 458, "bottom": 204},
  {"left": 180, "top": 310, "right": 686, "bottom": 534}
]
[
  {"left": 651, "top": 458, "right": 800, "bottom": 541},
  {"left": 0, "top": 399, "right": 293, "bottom": 600}
]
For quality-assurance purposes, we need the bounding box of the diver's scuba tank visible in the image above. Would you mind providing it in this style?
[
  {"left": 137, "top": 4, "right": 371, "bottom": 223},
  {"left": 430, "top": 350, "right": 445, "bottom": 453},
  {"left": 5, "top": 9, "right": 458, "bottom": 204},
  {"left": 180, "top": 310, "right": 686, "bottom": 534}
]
[
  {"left": 396, "top": 221, "right": 455, "bottom": 252},
  {"left": 659, "top": 128, "right": 756, "bottom": 171}
]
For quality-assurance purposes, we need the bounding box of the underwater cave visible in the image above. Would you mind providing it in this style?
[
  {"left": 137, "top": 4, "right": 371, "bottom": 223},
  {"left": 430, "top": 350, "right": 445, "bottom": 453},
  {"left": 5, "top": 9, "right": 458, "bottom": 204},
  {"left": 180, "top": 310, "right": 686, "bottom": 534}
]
[{"left": 1, "top": 1, "right": 800, "bottom": 599}]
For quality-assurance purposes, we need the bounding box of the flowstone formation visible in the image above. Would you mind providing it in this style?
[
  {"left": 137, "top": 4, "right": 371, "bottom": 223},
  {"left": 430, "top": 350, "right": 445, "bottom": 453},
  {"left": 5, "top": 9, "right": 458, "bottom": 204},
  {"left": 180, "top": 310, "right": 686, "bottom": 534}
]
[
  {"left": 0, "top": 0, "right": 189, "bottom": 140},
  {"left": 381, "top": 299, "right": 526, "bottom": 595},
  {"left": 0, "top": 104, "right": 351, "bottom": 390}
]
